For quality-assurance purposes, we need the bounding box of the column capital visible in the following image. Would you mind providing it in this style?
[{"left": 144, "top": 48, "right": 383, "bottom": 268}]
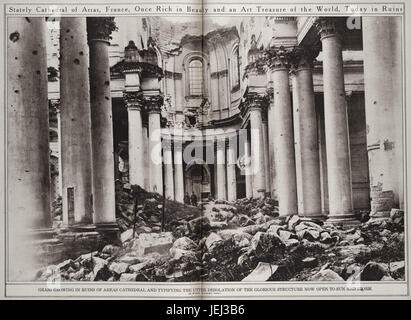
[
  {"left": 145, "top": 95, "right": 164, "bottom": 114},
  {"left": 289, "top": 47, "right": 320, "bottom": 72},
  {"left": 314, "top": 17, "right": 343, "bottom": 41},
  {"left": 86, "top": 17, "right": 117, "bottom": 43},
  {"left": 244, "top": 92, "right": 269, "bottom": 112},
  {"left": 124, "top": 91, "right": 144, "bottom": 111},
  {"left": 266, "top": 45, "right": 294, "bottom": 71}
]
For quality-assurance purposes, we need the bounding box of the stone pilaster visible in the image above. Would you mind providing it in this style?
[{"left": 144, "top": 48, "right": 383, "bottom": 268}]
[
  {"left": 87, "top": 18, "right": 117, "bottom": 231},
  {"left": 147, "top": 95, "right": 164, "bottom": 194},
  {"left": 216, "top": 139, "right": 227, "bottom": 200},
  {"left": 226, "top": 138, "right": 237, "bottom": 202},
  {"left": 315, "top": 18, "right": 357, "bottom": 225},
  {"left": 60, "top": 17, "right": 94, "bottom": 226},
  {"left": 363, "top": 16, "right": 403, "bottom": 217},
  {"left": 268, "top": 46, "right": 298, "bottom": 216},
  {"left": 290, "top": 47, "right": 323, "bottom": 220},
  {"left": 163, "top": 138, "right": 175, "bottom": 200}
]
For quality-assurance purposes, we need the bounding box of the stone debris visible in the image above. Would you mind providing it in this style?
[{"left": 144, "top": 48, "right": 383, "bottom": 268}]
[
  {"left": 37, "top": 186, "right": 405, "bottom": 282},
  {"left": 242, "top": 262, "right": 278, "bottom": 282}
]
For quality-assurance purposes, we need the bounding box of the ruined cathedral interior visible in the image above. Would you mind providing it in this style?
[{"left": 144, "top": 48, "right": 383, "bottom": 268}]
[{"left": 7, "top": 15, "right": 404, "bottom": 280}]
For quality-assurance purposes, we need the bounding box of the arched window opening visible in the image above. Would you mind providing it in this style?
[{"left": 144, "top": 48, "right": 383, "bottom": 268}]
[
  {"left": 188, "top": 59, "right": 204, "bottom": 96},
  {"left": 231, "top": 46, "right": 240, "bottom": 91}
]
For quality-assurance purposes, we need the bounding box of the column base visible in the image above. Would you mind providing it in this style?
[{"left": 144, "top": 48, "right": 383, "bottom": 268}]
[
  {"left": 299, "top": 214, "right": 327, "bottom": 223},
  {"left": 66, "top": 223, "right": 97, "bottom": 232},
  {"left": 325, "top": 214, "right": 361, "bottom": 227},
  {"left": 95, "top": 222, "right": 120, "bottom": 243}
]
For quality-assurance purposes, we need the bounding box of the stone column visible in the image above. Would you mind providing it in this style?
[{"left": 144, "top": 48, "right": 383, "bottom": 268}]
[
  {"left": 87, "top": 18, "right": 117, "bottom": 229},
  {"left": 125, "top": 91, "right": 145, "bottom": 188},
  {"left": 262, "top": 118, "right": 271, "bottom": 196},
  {"left": 163, "top": 139, "right": 175, "bottom": 200},
  {"left": 363, "top": 16, "right": 403, "bottom": 217},
  {"left": 7, "top": 17, "right": 51, "bottom": 231},
  {"left": 315, "top": 18, "right": 357, "bottom": 224},
  {"left": 174, "top": 139, "right": 185, "bottom": 203},
  {"left": 266, "top": 83, "right": 277, "bottom": 199},
  {"left": 291, "top": 48, "right": 323, "bottom": 219},
  {"left": 292, "top": 73, "right": 304, "bottom": 215},
  {"left": 270, "top": 47, "right": 298, "bottom": 217},
  {"left": 148, "top": 96, "right": 163, "bottom": 194},
  {"left": 226, "top": 138, "right": 237, "bottom": 201},
  {"left": 216, "top": 139, "right": 227, "bottom": 200},
  {"left": 249, "top": 102, "right": 266, "bottom": 198},
  {"left": 60, "top": 17, "right": 94, "bottom": 225},
  {"left": 56, "top": 106, "right": 63, "bottom": 197},
  {"left": 244, "top": 132, "right": 253, "bottom": 198}
]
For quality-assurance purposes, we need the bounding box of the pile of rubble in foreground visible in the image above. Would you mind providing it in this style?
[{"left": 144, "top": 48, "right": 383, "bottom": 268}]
[{"left": 38, "top": 190, "right": 405, "bottom": 282}]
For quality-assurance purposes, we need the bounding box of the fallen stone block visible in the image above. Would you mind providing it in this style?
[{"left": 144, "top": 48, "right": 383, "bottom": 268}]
[
  {"left": 311, "top": 269, "right": 344, "bottom": 281},
  {"left": 121, "top": 229, "right": 135, "bottom": 243},
  {"left": 287, "top": 215, "right": 300, "bottom": 231},
  {"left": 129, "top": 261, "right": 150, "bottom": 273},
  {"left": 242, "top": 262, "right": 278, "bottom": 282},
  {"left": 109, "top": 262, "right": 129, "bottom": 275},
  {"left": 205, "top": 232, "right": 223, "bottom": 252},
  {"left": 131, "top": 232, "right": 174, "bottom": 256},
  {"left": 359, "top": 261, "right": 389, "bottom": 281},
  {"left": 91, "top": 257, "right": 110, "bottom": 281},
  {"left": 119, "top": 273, "right": 137, "bottom": 281},
  {"left": 172, "top": 236, "right": 197, "bottom": 251}
]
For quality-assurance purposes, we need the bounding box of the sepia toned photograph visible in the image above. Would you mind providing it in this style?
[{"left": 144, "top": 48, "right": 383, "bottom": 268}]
[{"left": 1, "top": 0, "right": 409, "bottom": 299}]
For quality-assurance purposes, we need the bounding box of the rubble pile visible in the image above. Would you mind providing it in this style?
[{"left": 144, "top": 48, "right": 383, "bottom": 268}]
[
  {"left": 38, "top": 189, "right": 405, "bottom": 283},
  {"left": 115, "top": 185, "right": 202, "bottom": 235}
]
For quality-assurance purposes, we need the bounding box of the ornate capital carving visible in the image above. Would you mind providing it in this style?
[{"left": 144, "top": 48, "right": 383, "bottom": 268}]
[
  {"left": 123, "top": 91, "right": 144, "bottom": 110},
  {"left": 87, "top": 17, "right": 117, "bottom": 42},
  {"left": 266, "top": 45, "right": 294, "bottom": 71},
  {"left": 146, "top": 95, "right": 164, "bottom": 114},
  {"left": 244, "top": 92, "right": 269, "bottom": 112},
  {"left": 289, "top": 47, "right": 320, "bottom": 71},
  {"left": 314, "top": 17, "right": 341, "bottom": 41}
]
